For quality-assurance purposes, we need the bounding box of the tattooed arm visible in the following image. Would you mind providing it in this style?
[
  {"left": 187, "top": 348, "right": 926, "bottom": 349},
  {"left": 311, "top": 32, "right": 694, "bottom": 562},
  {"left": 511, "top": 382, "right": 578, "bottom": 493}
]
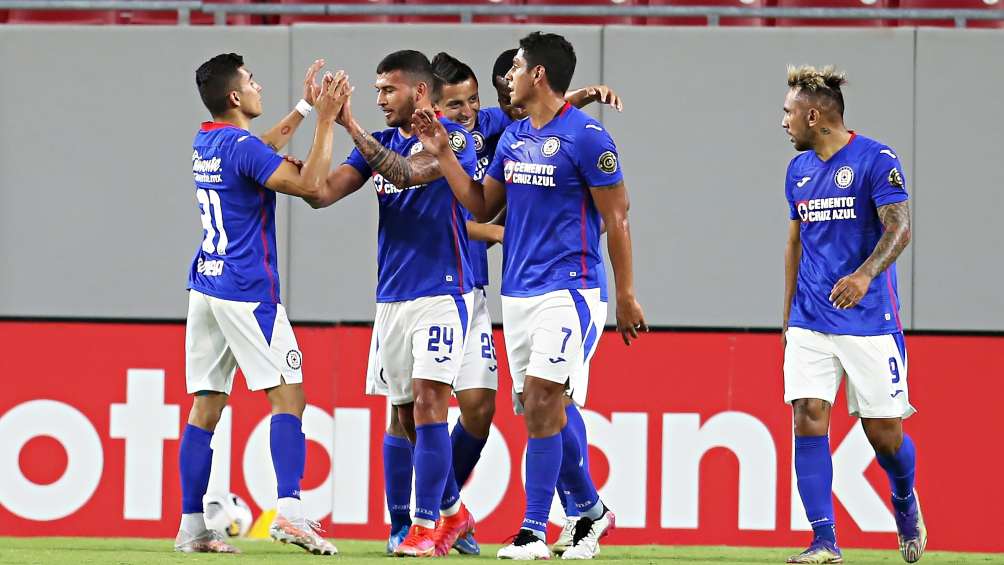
[
  {"left": 345, "top": 120, "right": 442, "bottom": 187},
  {"left": 829, "top": 201, "right": 912, "bottom": 309}
]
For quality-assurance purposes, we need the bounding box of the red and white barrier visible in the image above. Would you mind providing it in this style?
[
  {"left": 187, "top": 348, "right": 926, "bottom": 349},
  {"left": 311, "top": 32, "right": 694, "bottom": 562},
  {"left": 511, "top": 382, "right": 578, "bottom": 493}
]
[{"left": 1, "top": 321, "right": 999, "bottom": 552}]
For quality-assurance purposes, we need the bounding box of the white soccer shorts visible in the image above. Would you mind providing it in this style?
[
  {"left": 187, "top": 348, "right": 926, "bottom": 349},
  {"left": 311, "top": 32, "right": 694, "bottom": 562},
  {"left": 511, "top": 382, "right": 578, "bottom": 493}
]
[
  {"left": 374, "top": 292, "right": 475, "bottom": 406},
  {"left": 186, "top": 289, "right": 303, "bottom": 395},
  {"left": 783, "top": 326, "right": 916, "bottom": 419},
  {"left": 502, "top": 287, "right": 606, "bottom": 411},
  {"left": 366, "top": 289, "right": 497, "bottom": 397}
]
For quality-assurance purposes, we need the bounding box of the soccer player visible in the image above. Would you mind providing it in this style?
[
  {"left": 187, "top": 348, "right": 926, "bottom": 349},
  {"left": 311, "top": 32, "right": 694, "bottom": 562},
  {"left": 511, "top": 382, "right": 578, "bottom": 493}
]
[
  {"left": 430, "top": 50, "right": 625, "bottom": 556},
  {"left": 300, "top": 50, "right": 479, "bottom": 558},
  {"left": 781, "top": 65, "right": 925, "bottom": 564},
  {"left": 413, "top": 32, "right": 646, "bottom": 560},
  {"left": 177, "top": 53, "right": 346, "bottom": 555}
]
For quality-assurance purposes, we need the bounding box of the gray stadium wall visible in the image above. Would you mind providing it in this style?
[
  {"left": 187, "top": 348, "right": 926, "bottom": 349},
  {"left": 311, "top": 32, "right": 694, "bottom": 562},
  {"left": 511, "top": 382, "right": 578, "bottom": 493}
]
[{"left": 0, "top": 25, "right": 1001, "bottom": 331}]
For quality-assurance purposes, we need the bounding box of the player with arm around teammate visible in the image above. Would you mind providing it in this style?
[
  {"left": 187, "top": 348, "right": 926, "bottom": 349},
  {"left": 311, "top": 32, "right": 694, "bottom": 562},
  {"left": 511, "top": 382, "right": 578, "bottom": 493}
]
[
  {"left": 781, "top": 65, "right": 925, "bottom": 564},
  {"left": 177, "top": 53, "right": 347, "bottom": 555},
  {"left": 414, "top": 32, "right": 646, "bottom": 560}
]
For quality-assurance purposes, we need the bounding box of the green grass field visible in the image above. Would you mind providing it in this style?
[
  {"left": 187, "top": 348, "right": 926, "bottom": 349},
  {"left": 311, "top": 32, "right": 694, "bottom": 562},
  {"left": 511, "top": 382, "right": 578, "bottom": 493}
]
[{"left": 0, "top": 539, "right": 1001, "bottom": 565}]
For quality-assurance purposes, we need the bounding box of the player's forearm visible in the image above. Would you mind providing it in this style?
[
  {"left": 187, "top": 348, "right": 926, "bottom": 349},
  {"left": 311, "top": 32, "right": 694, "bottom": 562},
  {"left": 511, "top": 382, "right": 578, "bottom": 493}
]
[
  {"left": 298, "top": 120, "right": 335, "bottom": 200},
  {"left": 435, "top": 151, "right": 491, "bottom": 221},
  {"left": 783, "top": 241, "right": 800, "bottom": 330},
  {"left": 466, "top": 221, "right": 504, "bottom": 245},
  {"left": 260, "top": 110, "right": 306, "bottom": 152},
  {"left": 565, "top": 88, "right": 591, "bottom": 109},
  {"left": 344, "top": 119, "right": 422, "bottom": 187},
  {"left": 605, "top": 213, "right": 637, "bottom": 302},
  {"left": 855, "top": 201, "right": 912, "bottom": 279}
]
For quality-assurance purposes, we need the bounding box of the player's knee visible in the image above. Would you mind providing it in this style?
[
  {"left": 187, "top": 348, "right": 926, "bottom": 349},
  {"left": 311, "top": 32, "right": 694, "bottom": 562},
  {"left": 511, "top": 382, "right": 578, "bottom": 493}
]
[
  {"left": 792, "top": 398, "right": 830, "bottom": 435},
  {"left": 267, "top": 382, "right": 305, "bottom": 417},
  {"left": 413, "top": 389, "right": 447, "bottom": 423},
  {"left": 460, "top": 400, "right": 496, "bottom": 438},
  {"left": 862, "top": 419, "right": 902, "bottom": 456},
  {"left": 522, "top": 390, "right": 563, "bottom": 434},
  {"left": 189, "top": 394, "right": 227, "bottom": 429}
]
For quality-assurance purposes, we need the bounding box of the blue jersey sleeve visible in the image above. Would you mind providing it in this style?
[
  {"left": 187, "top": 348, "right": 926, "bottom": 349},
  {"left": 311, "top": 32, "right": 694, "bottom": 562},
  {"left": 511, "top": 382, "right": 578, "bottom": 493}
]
[
  {"left": 234, "top": 135, "right": 283, "bottom": 186},
  {"left": 344, "top": 147, "right": 372, "bottom": 178},
  {"left": 443, "top": 120, "right": 478, "bottom": 176},
  {"left": 574, "top": 121, "right": 624, "bottom": 187},
  {"left": 868, "top": 146, "right": 909, "bottom": 207},
  {"left": 785, "top": 159, "right": 799, "bottom": 220},
  {"left": 480, "top": 107, "right": 515, "bottom": 137}
]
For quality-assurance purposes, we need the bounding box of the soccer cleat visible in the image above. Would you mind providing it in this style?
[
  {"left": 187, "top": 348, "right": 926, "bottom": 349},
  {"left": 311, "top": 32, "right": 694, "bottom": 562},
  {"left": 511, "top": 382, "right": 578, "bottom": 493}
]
[
  {"left": 497, "top": 529, "right": 552, "bottom": 560},
  {"left": 432, "top": 504, "right": 476, "bottom": 556},
  {"left": 786, "top": 539, "right": 843, "bottom": 564},
  {"left": 453, "top": 532, "right": 481, "bottom": 555},
  {"left": 561, "top": 509, "right": 615, "bottom": 560},
  {"left": 394, "top": 524, "right": 437, "bottom": 557},
  {"left": 550, "top": 517, "right": 580, "bottom": 556},
  {"left": 893, "top": 490, "right": 927, "bottom": 563},
  {"left": 269, "top": 515, "right": 338, "bottom": 555},
  {"left": 174, "top": 528, "right": 241, "bottom": 554},
  {"left": 387, "top": 523, "right": 411, "bottom": 554}
]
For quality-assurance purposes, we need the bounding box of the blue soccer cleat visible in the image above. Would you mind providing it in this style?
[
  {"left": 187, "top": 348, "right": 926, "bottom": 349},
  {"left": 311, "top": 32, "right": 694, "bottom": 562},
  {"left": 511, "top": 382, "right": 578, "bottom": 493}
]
[
  {"left": 893, "top": 490, "right": 927, "bottom": 563},
  {"left": 452, "top": 531, "right": 481, "bottom": 555},
  {"left": 386, "top": 523, "right": 410, "bottom": 554},
  {"left": 786, "top": 539, "right": 843, "bottom": 564}
]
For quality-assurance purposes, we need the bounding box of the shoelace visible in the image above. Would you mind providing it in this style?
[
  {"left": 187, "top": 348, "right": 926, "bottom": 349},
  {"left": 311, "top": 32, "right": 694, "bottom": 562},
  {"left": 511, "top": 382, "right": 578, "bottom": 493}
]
[
  {"left": 505, "top": 529, "right": 541, "bottom": 547},
  {"left": 570, "top": 516, "right": 596, "bottom": 546}
]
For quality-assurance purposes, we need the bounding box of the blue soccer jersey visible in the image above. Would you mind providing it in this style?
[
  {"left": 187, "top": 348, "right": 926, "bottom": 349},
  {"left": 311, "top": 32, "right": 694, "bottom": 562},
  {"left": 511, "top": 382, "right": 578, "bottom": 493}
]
[
  {"left": 466, "top": 107, "right": 516, "bottom": 288},
  {"left": 345, "top": 117, "right": 477, "bottom": 302},
  {"left": 485, "top": 104, "right": 620, "bottom": 300},
  {"left": 785, "top": 132, "right": 909, "bottom": 336},
  {"left": 188, "top": 122, "right": 284, "bottom": 303}
]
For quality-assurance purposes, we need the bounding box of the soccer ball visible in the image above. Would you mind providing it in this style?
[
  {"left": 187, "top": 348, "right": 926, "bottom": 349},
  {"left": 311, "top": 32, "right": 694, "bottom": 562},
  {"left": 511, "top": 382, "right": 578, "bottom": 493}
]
[{"left": 203, "top": 492, "right": 254, "bottom": 537}]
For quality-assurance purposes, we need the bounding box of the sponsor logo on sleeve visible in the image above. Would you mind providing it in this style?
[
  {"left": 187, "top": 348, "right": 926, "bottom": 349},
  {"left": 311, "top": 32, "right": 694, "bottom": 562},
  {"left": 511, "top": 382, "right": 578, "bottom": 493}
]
[
  {"left": 448, "top": 130, "right": 467, "bottom": 153},
  {"left": 879, "top": 149, "right": 898, "bottom": 159},
  {"left": 472, "top": 131, "right": 485, "bottom": 153},
  {"left": 888, "top": 168, "right": 904, "bottom": 188},
  {"left": 597, "top": 151, "right": 618, "bottom": 174},
  {"left": 541, "top": 137, "right": 561, "bottom": 157},
  {"left": 286, "top": 350, "right": 302, "bottom": 370},
  {"left": 409, "top": 142, "right": 424, "bottom": 156},
  {"left": 834, "top": 166, "right": 854, "bottom": 189}
]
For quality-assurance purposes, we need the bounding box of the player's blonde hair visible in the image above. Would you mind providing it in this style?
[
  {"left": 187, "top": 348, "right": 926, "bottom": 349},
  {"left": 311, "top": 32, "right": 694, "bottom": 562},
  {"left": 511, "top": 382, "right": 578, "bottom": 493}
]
[{"left": 786, "top": 65, "right": 847, "bottom": 116}]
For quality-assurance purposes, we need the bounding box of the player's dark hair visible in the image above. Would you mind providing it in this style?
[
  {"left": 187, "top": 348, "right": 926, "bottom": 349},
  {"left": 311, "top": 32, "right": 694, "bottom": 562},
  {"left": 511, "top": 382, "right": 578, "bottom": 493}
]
[
  {"left": 196, "top": 53, "right": 245, "bottom": 117},
  {"left": 377, "top": 49, "right": 436, "bottom": 98},
  {"left": 431, "top": 52, "right": 477, "bottom": 88},
  {"left": 517, "top": 32, "right": 576, "bottom": 94},
  {"left": 787, "top": 65, "right": 847, "bottom": 118},
  {"left": 493, "top": 48, "right": 518, "bottom": 84}
]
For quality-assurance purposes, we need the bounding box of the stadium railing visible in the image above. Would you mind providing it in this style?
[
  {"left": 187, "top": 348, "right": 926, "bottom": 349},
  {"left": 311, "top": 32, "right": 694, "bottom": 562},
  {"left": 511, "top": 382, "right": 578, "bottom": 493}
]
[{"left": 1, "top": 0, "right": 1003, "bottom": 26}]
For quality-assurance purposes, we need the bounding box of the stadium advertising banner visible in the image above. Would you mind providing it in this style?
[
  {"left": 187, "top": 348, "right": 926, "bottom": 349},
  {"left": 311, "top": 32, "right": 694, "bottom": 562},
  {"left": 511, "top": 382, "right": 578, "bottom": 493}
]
[{"left": 1, "top": 321, "right": 999, "bottom": 552}]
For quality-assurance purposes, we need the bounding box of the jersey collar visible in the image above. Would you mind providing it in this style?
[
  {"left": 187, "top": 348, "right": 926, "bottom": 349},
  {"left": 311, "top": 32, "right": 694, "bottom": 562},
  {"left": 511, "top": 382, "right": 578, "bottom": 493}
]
[{"left": 200, "top": 121, "right": 241, "bottom": 132}]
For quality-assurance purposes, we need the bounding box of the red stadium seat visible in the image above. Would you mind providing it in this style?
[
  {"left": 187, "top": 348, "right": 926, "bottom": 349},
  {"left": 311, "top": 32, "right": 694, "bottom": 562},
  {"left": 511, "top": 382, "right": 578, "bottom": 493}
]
[
  {"left": 647, "top": 0, "right": 767, "bottom": 27},
  {"left": 898, "top": 0, "right": 1004, "bottom": 28},
  {"left": 774, "top": 0, "right": 893, "bottom": 27},
  {"left": 126, "top": 0, "right": 256, "bottom": 25},
  {"left": 401, "top": 0, "right": 521, "bottom": 24},
  {"left": 523, "top": 0, "right": 641, "bottom": 25},
  {"left": 277, "top": 0, "right": 399, "bottom": 24},
  {"left": 7, "top": 9, "right": 118, "bottom": 24}
]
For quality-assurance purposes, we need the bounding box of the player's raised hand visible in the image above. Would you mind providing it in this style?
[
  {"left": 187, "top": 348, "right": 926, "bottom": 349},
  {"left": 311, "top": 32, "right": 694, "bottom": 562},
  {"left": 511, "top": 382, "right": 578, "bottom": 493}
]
[
  {"left": 411, "top": 109, "right": 449, "bottom": 156},
  {"left": 332, "top": 75, "right": 355, "bottom": 129},
  {"left": 616, "top": 296, "right": 647, "bottom": 346},
  {"left": 314, "top": 71, "right": 348, "bottom": 123},
  {"left": 302, "top": 58, "right": 326, "bottom": 106},
  {"left": 585, "top": 85, "right": 624, "bottom": 112},
  {"left": 829, "top": 271, "right": 872, "bottom": 309}
]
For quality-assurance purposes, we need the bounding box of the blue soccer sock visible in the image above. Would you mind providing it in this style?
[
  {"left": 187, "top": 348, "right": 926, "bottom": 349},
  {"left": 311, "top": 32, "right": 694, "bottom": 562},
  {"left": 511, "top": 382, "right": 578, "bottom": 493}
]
[
  {"left": 794, "top": 435, "right": 837, "bottom": 544},
  {"left": 383, "top": 433, "right": 414, "bottom": 531},
  {"left": 179, "top": 424, "right": 214, "bottom": 515},
  {"left": 565, "top": 404, "right": 590, "bottom": 473},
  {"left": 451, "top": 420, "right": 488, "bottom": 488},
  {"left": 876, "top": 433, "right": 917, "bottom": 513},
  {"left": 414, "top": 423, "right": 452, "bottom": 523},
  {"left": 559, "top": 420, "right": 602, "bottom": 520},
  {"left": 270, "top": 414, "right": 305, "bottom": 500},
  {"left": 556, "top": 481, "right": 579, "bottom": 517},
  {"left": 523, "top": 433, "right": 563, "bottom": 538}
]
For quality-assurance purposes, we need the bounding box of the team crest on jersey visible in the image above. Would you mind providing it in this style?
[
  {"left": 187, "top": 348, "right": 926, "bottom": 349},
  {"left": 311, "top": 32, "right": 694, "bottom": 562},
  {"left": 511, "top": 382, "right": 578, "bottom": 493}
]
[
  {"left": 449, "top": 130, "right": 467, "bottom": 153},
  {"left": 834, "top": 166, "right": 854, "bottom": 189},
  {"left": 286, "top": 350, "right": 302, "bottom": 370},
  {"left": 597, "top": 151, "right": 618, "bottom": 174},
  {"left": 541, "top": 137, "right": 561, "bottom": 157},
  {"left": 888, "top": 167, "right": 904, "bottom": 188},
  {"left": 503, "top": 160, "right": 515, "bottom": 182},
  {"left": 472, "top": 131, "right": 485, "bottom": 153},
  {"left": 409, "top": 142, "right": 424, "bottom": 156}
]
